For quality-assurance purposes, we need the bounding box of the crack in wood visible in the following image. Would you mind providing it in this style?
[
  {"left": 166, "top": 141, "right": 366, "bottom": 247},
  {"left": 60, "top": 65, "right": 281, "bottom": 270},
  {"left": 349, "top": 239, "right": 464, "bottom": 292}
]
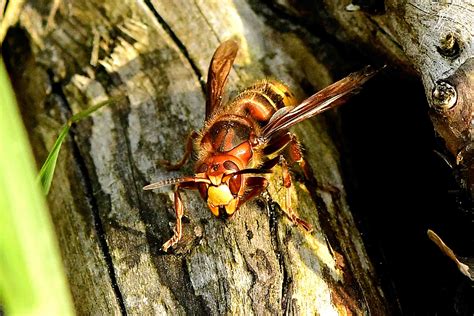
[
  {"left": 47, "top": 72, "right": 128, "bottom": 316},
  {"left": 143, "top": 0, "right": 206, "bottom": 94},
  {"left": 365, "top": 15, "right": 404, "bottom": 51},
  {"left": 68, "top": 137, "right": 128, "bottom": 316},
  {"left": 266, "top": 198, "right": 292, "bottom": 315}
]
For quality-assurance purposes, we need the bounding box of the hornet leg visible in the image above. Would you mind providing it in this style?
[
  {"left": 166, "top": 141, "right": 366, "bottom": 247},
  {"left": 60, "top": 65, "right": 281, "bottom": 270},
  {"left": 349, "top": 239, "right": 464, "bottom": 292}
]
[
  {"left": 237, "top": 177, "right": 269, "bottom": 208},
  {"left": 263, "top": 132, "right": 312, "bottom": 180},
  {"left": 279, "top": 155, "right": 313, "bottom": 232},
  {"left": 160, "top": 130, "right": 199, "bottom": 171},
  {"left": 162, "top": 185, "right": 186, "bottom": 252}
]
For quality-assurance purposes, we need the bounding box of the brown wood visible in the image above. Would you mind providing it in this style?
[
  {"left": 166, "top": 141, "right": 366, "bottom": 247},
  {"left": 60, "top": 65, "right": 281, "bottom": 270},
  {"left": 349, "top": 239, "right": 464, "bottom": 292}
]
[{"left": 4, "top": 0, "right": 392, "bottom": 314}]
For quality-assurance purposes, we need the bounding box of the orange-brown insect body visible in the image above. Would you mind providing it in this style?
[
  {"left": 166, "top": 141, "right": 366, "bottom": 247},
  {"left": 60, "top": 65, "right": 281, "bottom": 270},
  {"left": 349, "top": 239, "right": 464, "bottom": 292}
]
[
  {"left": 195, "top": 80, "right": 297, "bottom": 218},
  {"left": 144, "top": 40, "right": 378, "bottom": 251}
]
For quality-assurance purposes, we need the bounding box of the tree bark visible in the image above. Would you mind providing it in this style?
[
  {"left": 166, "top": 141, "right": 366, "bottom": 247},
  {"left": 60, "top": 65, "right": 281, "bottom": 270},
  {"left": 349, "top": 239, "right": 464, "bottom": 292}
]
[{"left": 5, "top": 0, "right": 391, "bottom": 314}]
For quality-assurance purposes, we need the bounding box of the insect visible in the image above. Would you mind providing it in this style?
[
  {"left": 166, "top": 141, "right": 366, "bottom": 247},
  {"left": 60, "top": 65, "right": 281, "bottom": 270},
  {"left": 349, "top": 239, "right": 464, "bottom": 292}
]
[{"left": 144, "top": 40, "right": 378, "bottom": 251}]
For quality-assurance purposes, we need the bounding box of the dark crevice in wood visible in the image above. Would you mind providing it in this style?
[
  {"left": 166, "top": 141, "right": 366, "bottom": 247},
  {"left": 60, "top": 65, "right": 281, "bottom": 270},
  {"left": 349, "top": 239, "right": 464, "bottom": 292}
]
[
  {"left": 115, "top": 107, "right": 148, "bottom": 221},
  {"left": 257, "top": 0, "right": 344, "bottom": 49},
  {"left": 46, "top": 73, "right": 128, "bottom": 316},
  {"left": 267, "top": 198, "right": 291, "bottom": 315},
  {"left": 365, "top": 15, "right": 403, "bottom": 51},
  {"left": 67, "top": 141, "right": 127, "bottom": 316},
  {"left": 353, "top": 0, "right": 386, "bottom": 14},
  {"left": 406, "top": 2, "right": 431, "bottom": 15},
  {"left": 70, "top": 130, "right": 128, "bottom": 316},
  {"left": 143, "top": 0, "right": 206, "bottom": 94}
]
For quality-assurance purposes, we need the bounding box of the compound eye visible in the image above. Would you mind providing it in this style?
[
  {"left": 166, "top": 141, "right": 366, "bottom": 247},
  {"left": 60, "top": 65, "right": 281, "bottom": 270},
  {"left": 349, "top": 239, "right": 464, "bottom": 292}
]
[
  {"left": 223, "top": 160, "right": 239, "bottom": 171},
  {"left": 197, "top": 163, "right": 208, "bottom": 173},
  {"left": 223, "top": 161, "right": 241, "bottom": 195},
  {"left": 228, "top": 174, "right": 242, "bottom": 196}
]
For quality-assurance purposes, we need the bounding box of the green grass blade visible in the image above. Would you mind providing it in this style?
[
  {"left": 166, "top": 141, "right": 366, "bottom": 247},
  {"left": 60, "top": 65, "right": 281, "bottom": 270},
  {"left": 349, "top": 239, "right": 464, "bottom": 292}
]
[
  {"left": 37, "top": 124, "right": 70, "bottom": 195},
  {"left": 69, "top": 96, "right": 120, "bottom": 123},
  {"left": 38, "top": 95, "right": 122, "bottom": 195},
  {"left": 0, "top": 59, "right": 75, "bottom": 314}
]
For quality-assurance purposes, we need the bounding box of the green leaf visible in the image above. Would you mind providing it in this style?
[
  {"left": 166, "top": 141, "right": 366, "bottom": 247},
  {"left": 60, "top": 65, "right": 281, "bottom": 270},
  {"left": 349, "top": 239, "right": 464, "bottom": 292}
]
[
  {"left": 37, "top": 124, "right": 70, "bottom": 195},
  {"left": 69, "top": 97, "right": 119, "bottom": 123},
  {"left": 38, "top": 96, "right": 121, "bottom": 195},
  {"left": 0, "top": 58, "right": 75, "bottom": 314}
]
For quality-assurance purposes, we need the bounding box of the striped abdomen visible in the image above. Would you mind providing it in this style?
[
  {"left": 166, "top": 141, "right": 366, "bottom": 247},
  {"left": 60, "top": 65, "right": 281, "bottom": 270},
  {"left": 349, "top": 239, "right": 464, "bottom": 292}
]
[{"left": 230, "top": 80, "right": 298, "bottom": 125}]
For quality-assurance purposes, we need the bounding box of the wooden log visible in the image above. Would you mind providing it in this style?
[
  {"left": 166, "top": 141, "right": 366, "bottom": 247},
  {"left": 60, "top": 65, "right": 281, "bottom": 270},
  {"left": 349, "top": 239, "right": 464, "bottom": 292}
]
[{"left": 5, "top": 0, "right": 390, "bottom": 314}]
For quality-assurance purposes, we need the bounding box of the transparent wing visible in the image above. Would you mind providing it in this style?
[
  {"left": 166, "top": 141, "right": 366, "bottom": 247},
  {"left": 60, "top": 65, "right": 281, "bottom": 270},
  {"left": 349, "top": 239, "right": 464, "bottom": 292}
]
[
  {"left": 261, "top": 66, "right": 381, "bottom": 142},
  {"left": 206, "top": 40, "right": 239, "bottom": 119}
]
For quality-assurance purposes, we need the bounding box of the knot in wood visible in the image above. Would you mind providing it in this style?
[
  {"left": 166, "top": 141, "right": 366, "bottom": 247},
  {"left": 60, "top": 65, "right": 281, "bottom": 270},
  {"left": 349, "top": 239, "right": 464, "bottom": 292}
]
[
  {"left": 432, "top": 81, "right": 457, "bottom": 111},
  {"left": 437, "top": 33, "right": 461, "bottom": 59}
]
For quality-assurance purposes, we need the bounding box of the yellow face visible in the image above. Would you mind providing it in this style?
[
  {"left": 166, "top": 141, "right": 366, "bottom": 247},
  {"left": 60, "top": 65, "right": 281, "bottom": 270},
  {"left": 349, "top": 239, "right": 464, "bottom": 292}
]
[{"left": 207, "top": 184, "right": 239, "bottom": 217}]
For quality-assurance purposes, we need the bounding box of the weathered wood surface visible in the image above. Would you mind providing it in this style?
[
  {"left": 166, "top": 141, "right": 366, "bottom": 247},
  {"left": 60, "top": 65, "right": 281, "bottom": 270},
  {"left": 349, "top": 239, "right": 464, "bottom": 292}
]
[
  {"left": 275, "top": 0, "right": 474, "bottom": 196},
  {"left": 5, "top": 0, "right": 390, "bottom": 314}
]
